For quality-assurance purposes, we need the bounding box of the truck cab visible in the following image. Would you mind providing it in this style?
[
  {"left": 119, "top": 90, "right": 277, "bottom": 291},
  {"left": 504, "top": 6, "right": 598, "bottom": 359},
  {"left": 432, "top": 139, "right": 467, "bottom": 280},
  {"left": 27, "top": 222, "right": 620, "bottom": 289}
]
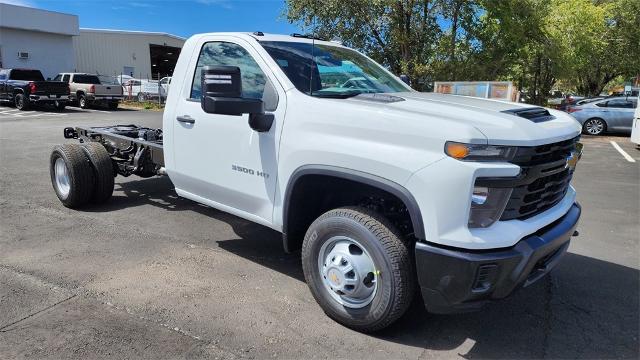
[{"left": 51, "top": 32, "right": 583, "bottom": 332}]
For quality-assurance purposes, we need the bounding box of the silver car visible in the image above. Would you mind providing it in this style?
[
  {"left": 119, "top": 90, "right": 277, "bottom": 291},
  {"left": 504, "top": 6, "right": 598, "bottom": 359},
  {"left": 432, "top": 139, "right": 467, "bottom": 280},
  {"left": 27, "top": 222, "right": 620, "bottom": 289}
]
[{"left": 569, "top": 97, "right": 638, "bottom": 135}]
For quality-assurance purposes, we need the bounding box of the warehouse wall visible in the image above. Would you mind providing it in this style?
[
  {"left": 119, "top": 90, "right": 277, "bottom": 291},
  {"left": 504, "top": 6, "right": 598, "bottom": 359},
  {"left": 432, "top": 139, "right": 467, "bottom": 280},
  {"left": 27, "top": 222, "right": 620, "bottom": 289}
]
[
  {"left": 73, "top": 30, "right": 185, "bottom": 79},
  {"left": 0, "top": 27, "right": 76, "bottom": 79}
]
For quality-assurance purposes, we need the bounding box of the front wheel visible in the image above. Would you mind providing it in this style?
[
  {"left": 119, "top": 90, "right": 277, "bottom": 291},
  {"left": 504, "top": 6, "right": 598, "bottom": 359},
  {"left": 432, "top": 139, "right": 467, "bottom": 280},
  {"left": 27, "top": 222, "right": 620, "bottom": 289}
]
[
  {"left": 302, "top": 207, "right": 415, "bottom": 333},
  {"left": 583, "top": 118, "right": 606, "bottom": 135}
]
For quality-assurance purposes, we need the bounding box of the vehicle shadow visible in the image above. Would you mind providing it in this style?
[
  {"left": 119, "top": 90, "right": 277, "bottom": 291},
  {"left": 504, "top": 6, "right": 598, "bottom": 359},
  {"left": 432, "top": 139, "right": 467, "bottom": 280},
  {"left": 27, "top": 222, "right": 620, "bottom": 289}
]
[{"left": 81, "top": 176, "right": 639, "bottom": 358}]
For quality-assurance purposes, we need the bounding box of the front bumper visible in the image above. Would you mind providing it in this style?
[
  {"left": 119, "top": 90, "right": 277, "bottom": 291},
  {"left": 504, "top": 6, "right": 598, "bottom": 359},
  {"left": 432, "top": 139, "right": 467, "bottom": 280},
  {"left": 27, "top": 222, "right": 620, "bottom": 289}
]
[{"left": 415, "top": 202, "right": 581, "bottom": 314}]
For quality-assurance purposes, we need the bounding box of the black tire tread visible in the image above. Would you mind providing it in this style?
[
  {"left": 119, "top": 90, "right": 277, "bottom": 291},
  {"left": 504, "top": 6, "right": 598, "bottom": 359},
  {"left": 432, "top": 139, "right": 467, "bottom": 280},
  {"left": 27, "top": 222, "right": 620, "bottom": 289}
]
[
  {"left": 49, "top": 144, "right": 95, "bottom": 208},
  {"left": 81, "top": 142, "right": 115, "bottom": 204},
  {"left": 302, "top": 206, "right": 415, "bottom": 333}
]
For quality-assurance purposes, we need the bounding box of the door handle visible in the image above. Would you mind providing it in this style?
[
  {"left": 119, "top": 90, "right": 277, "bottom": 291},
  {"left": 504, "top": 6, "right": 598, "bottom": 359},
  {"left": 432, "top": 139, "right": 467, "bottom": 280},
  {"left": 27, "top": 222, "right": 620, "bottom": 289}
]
[{"left": 177, "top": 115, "right": 195, "bottom": 124}]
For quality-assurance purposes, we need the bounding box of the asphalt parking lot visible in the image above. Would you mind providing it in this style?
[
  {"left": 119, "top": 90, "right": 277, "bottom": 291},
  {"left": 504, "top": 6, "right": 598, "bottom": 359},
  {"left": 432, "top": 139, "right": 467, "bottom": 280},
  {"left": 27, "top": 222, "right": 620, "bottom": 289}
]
[{"left": 1, "top": 106, "right": 638, "bottom": 359}]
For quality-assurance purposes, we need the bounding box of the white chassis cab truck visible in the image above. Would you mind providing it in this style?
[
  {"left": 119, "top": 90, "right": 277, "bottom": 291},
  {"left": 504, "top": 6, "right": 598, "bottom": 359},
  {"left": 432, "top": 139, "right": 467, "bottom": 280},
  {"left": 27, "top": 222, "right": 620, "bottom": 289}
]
[{"left": 50, "top": 32, "right": 583, "bottom": 332}]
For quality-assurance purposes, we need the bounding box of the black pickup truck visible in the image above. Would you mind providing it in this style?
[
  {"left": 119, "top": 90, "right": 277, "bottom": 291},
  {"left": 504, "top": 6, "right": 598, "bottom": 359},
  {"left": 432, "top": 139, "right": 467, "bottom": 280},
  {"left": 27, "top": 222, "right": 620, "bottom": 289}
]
[{"left": 0, "top": 68, "right": 70, "bottom": 111}]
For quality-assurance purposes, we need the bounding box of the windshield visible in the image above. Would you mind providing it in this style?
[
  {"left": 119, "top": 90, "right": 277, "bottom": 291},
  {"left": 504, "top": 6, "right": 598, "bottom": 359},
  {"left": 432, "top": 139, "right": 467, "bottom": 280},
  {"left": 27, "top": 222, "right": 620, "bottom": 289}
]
[
  {"left": 10, "top": 69, "right": 44, "bottom": 81},
  {"left": 260, "top": 41, "right": 409, "bottom": 98},
  {"left": 74, "top": 75, "right": 101, "bottom": 84}
]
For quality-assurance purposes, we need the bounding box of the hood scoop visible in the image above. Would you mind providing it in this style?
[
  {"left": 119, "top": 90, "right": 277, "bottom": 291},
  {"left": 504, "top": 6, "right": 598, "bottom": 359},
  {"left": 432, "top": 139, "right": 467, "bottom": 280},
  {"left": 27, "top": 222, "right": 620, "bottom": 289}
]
[
  {"left": 352, "top": 93, "right": 405, "bottom": 103},
  {"left": 502, "top": 107, "right": 556, "bottom": 123}
]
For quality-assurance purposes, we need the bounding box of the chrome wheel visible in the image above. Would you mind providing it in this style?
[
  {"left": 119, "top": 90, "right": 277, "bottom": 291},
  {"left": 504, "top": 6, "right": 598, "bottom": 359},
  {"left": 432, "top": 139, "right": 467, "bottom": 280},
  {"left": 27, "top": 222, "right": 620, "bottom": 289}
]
[
  {"left": 584, "top": 119, "right": 605, "bottom": 135},
  {"left": 318, "top": 236, "right": 378, "bottom": 309},
  {"left": 54, "top": 157, "right": 71, "bottom": 199},
  {"left": 79, "top": 96, "right": 86, "bottom": 108}
]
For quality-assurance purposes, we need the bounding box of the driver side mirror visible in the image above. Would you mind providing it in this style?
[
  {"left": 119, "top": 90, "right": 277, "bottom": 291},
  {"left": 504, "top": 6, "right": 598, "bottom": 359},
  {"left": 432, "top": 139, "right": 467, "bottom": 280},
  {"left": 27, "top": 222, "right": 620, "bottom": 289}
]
[{"left": 201, "top": 66, "right": 274, "bottom": 132}]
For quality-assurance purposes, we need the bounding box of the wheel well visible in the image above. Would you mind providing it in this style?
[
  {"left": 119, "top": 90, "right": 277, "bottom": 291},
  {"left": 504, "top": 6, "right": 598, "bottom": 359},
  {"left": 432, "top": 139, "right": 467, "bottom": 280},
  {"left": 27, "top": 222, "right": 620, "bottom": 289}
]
[
  {"left": 283, "top": 171, "right": 423, "bottom": 253},
  {"left": 77, "top": 90, "right": 85, "bottom": 96}
]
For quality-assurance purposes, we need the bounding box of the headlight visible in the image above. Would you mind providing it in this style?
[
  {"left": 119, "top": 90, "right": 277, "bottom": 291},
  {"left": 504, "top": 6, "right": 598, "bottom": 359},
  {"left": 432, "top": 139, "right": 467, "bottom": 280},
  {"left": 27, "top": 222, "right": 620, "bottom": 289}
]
[
  {"left": 445, "top": 142, "right": 518, "bottom": 161},
  {"left": 468, "top": 186, "right": 512, "bottom": 228}
]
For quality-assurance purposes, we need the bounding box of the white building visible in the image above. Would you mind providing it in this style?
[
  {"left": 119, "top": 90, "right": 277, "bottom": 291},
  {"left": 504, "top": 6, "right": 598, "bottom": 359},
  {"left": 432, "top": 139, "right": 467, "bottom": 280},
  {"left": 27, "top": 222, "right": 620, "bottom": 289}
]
[
  {"left": 0, "top": 4, "right": 185, "bottom": 81},
  {"left": 0, "top": 3, "right": 79, "bottom": 79},
  {"left": 74, "top": 29, "right": 185, "bottom": 80}
]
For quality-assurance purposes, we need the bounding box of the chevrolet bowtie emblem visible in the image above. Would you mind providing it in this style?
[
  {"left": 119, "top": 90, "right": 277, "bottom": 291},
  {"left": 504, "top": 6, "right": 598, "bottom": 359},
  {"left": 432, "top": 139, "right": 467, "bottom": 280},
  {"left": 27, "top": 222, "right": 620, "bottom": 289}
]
[{"left": 566, "top": 143, "right": 583, "bottom": 171}]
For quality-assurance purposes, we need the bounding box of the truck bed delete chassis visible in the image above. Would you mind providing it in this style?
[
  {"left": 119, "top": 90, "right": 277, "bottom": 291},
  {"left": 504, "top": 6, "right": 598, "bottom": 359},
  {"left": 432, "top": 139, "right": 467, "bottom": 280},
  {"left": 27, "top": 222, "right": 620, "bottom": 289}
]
[{"left": 64, "top": 125, "right": 164, "bottom": 178}]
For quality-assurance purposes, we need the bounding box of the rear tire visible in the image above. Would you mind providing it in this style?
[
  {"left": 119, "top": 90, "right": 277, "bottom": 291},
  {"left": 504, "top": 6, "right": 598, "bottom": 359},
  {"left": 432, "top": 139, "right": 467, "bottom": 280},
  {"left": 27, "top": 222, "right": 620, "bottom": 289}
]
[
  {"left": 81, "top": 142, "right": 115, "bottom": 204},
  {"left": 302, "top": 207, "right": 414, "bottom": 333},
  {"left": 15, "top": 93, "right": 29, "bottom": 111},
  {"left": 583, "top": 118, "right": 606, "bottom": 135},
  {"left": 54, "top": 101, "right": 66, "bottom": 111},
  {"left": 78, "top": 94, "right": 88, "bottom": 109},
  {"left": 108, "top": 101, "right": 119, "bottom": 110},
  {"left": 137, "top": 92, "right": 145, "bottom": 102},
  {"left": 49, "top": 144, "right": 95, "bottom": 208}
]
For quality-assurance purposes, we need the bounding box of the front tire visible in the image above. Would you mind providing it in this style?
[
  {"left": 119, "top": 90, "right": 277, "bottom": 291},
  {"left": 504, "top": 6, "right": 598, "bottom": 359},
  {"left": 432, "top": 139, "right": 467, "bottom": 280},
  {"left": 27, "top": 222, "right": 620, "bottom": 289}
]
[
  {"left": 15, "top": 93, "right": 29, "bottom": 111},
  {"left": 302, "top": 207, "right": 414, "bottom": 333},
  {"left": 49, "top": 144, "right": 95, "bottom": 208},
  {"left": 583, "top": 118, "right": 606, "bottom": 135}
]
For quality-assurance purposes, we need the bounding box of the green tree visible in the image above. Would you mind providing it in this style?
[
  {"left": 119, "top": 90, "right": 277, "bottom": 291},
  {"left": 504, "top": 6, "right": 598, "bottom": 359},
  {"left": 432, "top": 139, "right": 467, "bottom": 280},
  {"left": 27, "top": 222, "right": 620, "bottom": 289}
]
[
  {"left": 285, "top": 0, "right": 443, "bottom": 90},
  {"left": 285, "top": 0, "right": 640, "bottom": 100}
]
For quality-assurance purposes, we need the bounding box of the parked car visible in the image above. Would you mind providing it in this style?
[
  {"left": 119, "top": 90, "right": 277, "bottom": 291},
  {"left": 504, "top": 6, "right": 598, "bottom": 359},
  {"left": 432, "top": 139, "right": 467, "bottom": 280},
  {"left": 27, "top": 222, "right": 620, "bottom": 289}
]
[
  {"left": 54, "top": 73, "right": 123, "bottom": 110},
  {"left": 631, "top": 94, "right": 640, "bottom": 146},
  {"left": 159, "top": 76, "right": 172, "bottom": 98},
  {"left": 568, "top": 97, "right": 638, "bottom": 135},
  {"left": 50, "top": 32, "right": 582, "bottom": 332},
  {"left": 0, "top": 68, "right": 69, "bottom": 110},
  {"left": 121, "top": 78, "right": 161, "bottom": 101}
]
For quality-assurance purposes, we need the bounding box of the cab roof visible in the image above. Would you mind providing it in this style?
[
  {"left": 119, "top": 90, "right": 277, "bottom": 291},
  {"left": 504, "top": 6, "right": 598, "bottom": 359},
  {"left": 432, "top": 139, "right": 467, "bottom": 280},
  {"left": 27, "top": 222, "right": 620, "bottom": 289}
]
[{"left": 193, "top": 32, "right": 344, "bottom": 47}]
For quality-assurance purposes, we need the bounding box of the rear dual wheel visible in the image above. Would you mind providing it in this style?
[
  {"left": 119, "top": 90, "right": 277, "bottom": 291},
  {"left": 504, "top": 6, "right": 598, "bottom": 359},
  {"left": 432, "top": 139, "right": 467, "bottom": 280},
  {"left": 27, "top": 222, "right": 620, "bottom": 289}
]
[
  {"left": 50, "top": 143, "right": 114, "bottom": 208},
  {"left": 302, "top": 207, "right": 414, "bottom": 333}
]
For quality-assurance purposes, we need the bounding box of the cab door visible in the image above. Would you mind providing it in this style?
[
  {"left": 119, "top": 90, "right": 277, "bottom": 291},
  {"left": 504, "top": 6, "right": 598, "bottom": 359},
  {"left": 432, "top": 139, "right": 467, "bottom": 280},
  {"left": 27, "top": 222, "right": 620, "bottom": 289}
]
[
  {"left": 605, "top": 98, "right": 636, "bottom": 131},
  {"left": 169, "top": 36, "right": 286, "bottom": 227}
]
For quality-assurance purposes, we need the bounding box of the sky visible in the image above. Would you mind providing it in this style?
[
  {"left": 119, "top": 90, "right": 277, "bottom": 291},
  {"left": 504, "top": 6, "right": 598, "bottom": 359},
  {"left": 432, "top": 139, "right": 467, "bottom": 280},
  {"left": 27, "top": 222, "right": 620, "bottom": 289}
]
[{"left": 0, "top": 0, "right": 303, "bottom": 38}]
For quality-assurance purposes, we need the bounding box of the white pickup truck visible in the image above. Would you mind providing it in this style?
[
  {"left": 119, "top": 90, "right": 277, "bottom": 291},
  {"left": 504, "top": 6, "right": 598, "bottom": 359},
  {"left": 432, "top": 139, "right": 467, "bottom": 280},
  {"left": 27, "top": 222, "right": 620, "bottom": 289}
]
[{"left": 49, "top": 32, "right": 582, "bottom": 332}]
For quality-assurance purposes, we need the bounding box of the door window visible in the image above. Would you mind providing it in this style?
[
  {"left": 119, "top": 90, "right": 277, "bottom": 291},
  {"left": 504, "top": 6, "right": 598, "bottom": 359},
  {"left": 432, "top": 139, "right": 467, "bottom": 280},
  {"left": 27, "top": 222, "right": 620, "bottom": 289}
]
[
  {"left": 62, "top": 74, "right": 70, "bottom": 83},
  {"left": 190, "top": 41, "right": 266, "bottom": 100},
  {"left": 605, "top": 99, "right": 634, "bottom": 108}
]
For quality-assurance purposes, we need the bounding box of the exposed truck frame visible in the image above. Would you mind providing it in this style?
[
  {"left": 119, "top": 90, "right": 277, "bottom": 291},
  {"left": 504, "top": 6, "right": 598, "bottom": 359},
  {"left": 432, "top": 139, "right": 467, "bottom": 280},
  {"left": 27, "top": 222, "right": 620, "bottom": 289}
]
[{"left": 64, "top": 125, "right": 164, "bottom": 177}]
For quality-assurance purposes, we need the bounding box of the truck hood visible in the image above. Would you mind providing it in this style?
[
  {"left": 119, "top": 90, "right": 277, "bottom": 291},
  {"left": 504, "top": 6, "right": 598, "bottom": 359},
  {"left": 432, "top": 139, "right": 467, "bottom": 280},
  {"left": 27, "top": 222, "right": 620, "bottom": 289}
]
[{"left": 349, "top": 92, "right": 582, "bottom": 146}]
